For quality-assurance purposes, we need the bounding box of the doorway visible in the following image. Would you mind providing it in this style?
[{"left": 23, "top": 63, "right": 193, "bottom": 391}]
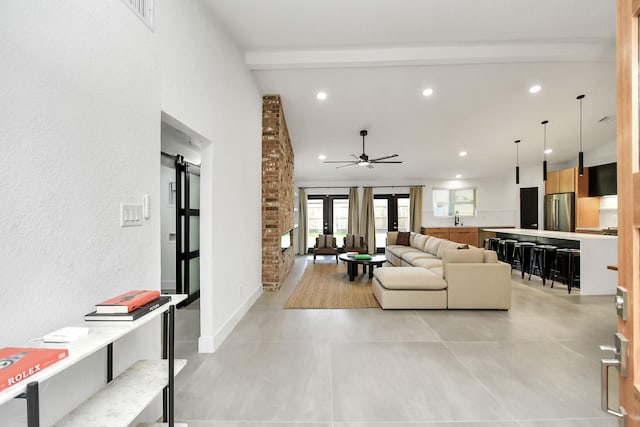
[
  {"left": 160, "top": 120, "right": 201, "bottom": 307},
  {"left": 306, "top": 195, "right": 348, "bottom": 251},
  {"left": 374, "top": 194, "right": 410, "bottom": 251},
  {"left": 519, "top": 187, "right": 539, "bottom": 229}
]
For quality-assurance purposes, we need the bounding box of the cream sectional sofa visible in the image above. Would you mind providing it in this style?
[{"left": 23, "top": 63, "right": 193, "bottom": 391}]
[{"left": 372, "top": 231, "right": 511, "bottom": 310}]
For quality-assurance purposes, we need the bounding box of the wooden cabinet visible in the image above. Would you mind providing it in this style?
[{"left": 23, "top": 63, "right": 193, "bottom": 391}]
[
  {"left": 559, "top": 168, "right": 576, "bottom": 192},
  {"left": 421, "top": 227, "right": 479, "bottom": 246},
  {"left": 449, "top": 228, "right": 479, "bottom": 246},
  {"left": 545, "top": 170, "right": 560, "bottom": 194},
  {"left": 422, "top": 227, "right": 450, "bottom": 240}
]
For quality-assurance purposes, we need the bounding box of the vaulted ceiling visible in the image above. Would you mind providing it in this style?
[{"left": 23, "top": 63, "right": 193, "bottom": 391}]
[{"left": 204, "top": 0, "right": 616, "bottom": 183}]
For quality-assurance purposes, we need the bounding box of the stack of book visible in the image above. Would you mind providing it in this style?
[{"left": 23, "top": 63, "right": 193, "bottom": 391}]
[
  {"left": 0, "top": 347, "right": 69, "bottom": 391},
  {"left": 85, "top": 290, "right": 171, "bottom": 321}
]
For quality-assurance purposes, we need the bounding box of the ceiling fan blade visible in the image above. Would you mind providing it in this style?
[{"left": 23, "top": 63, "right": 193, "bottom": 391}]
[
  {"left": 371, "top": 161, "right": 403, "bottom": 164},
  {"left": 336, "top": 162, "right": 358, "bottom": 169},
  {"left": 324, "top": 160, "right": 359, "bottom": 164},
  {"left": 351, "top": 154, "right": 360, "bottom": 160},
  {"left": 368, "top": 154, "right": 398, "bottom": 162},
  {"left": 367, "top": 164, "right": 374, "bottom": 169}
]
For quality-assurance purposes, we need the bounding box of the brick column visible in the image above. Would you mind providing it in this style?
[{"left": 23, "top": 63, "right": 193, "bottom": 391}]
[{"left": 262, "top": 95, "right": 295, "bottom": 291}]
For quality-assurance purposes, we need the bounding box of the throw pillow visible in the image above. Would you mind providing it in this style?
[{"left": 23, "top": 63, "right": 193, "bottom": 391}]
[
  {"left": 457, "top": 244, "right": 470, "bottom": 249},
  {"left": 317, "top": 235, "right": 333, "bottom": 248},
  {"left": 396, "top": 231, "right": 410, "bottom": 246}
]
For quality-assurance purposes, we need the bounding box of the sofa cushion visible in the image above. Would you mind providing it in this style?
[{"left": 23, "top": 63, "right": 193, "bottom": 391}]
[
  {"left": 386, "top": 231, "right": 398, "bottom": 245},
  {"left": 387, "top": 245, "right": 419, "bottom": 258},
  {"left": 396, "top": 231, "right": 410, "bottom": 246},
  {"left": 401, "top": 251, "right": 434, "bottom": 264},
  {"left": 412, "top": 258, "right": 443, "bottom": 269},
  {"left": 425, "top": 237, "right": 444, "bottom": 255},
  {"left": 443, "top": 248, "right": 486, "bottom": 264},
  {"left": 411, "top": 233, "right": 429, "bottom": 251},
  {"left": 437, "top": 240, "right": 461, "bottom": 259},
  {"left": 374, "top": 267, "right": 447, "bottom": 290},
  {"left": 429, "top": 267, "right": 444, "bottom": 278},
  {"left": 484, "top": 250, "right": 498, "bottom": 263}
]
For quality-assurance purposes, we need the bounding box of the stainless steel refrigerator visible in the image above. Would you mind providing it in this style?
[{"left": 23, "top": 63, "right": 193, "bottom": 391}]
[{"left": 544, "top": 192, "right": 576, "bottom": 232}]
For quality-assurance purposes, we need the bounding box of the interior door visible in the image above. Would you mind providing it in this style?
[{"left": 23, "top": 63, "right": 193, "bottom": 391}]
[
  {"left": 519, "top": 187, "right": 538, "bottom": 229},
  {"left": 604, "top": 0, "right": 640, "bottom": 422}
]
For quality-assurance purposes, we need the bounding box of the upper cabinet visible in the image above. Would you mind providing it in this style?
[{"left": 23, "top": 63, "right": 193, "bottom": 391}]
[{"left": 545, "top": 167, "right": 579, "bottom": 194}]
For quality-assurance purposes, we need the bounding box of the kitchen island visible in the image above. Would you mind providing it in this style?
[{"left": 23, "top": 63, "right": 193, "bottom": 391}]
[{"left": 482, "top": 228, "right": 618, "bottom": 295}]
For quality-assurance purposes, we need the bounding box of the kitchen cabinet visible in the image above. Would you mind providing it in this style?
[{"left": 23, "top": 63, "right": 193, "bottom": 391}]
[
  {"left": 559, "top": 168, "right": 576, "bottom": 192},
  {"left": 545, "top": 171, "right": 560, "bottom": 194},
  {"left": 421, "top": 227, "right": 479, "bottom": 246}
]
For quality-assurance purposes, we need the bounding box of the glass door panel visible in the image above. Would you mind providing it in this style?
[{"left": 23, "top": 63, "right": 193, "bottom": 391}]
[
  {"left": 397, "top": 198, "right": 410, "bottom": 231},
  {"left": 374, "top": 198, "right": 389, "bottom": 248},
  {"left": 307, "top": 198, "right": 324, "bottom": 249},
  {"left": 333, "top": 199, "right": 349, "bottom": 246}
]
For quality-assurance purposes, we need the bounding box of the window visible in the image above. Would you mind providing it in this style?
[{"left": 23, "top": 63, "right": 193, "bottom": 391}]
[{"left": 432, "top": 188, "right": 477, "bottom": 216}]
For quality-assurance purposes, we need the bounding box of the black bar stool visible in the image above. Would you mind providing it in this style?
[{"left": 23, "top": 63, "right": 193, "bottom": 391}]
[
  {"left": 529, "top": 245, "right": 557, "bottom": 286},
  {"left": 498, "top": 239, "right": 517, "bottom": 266},
  {"left": 513, "top": 242, "right": 536, "bottom": 277},
  {"left": 488, "top": 237, "right": 500, "bottom": 253},
  {"left": 483, "top": 238, "right": 491, "bottom": 250},
  {"left": 569, "top": 249, "right": 580, "bottom": 293},
  {"left": 551, "top": 249, "right": 573, "bottom": 289}
]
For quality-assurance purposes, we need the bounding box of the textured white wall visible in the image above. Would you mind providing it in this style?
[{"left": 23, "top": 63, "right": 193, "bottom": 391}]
[
  {"left": 0, "top": 0, "right": 162, "bottom": 424},
  {"left": 156, "top": 1, "right": 263, "bottom": 352}
]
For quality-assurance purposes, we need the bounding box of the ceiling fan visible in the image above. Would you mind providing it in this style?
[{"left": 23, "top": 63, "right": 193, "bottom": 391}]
[{"left": 324, "top": 130, "right": 402, "bottom": 169}]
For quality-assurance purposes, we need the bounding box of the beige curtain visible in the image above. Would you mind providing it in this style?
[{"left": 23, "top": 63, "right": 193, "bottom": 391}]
[
  {"left": 347, "top": 187, "right": 359, "bottom": 235},
  {"left": 409, "top": 186, "right": 423, "bottom": 233},
  {"left": 360, "top": 187, "right": 376, "bottom": 254},
  {"left": 297, "top": 188, "right": 307, "bottom": 255}
]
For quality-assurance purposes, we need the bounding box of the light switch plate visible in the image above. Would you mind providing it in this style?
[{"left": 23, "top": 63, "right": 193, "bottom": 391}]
[{"left": 121, "top": 204, "right": 143, "bottom": 227}]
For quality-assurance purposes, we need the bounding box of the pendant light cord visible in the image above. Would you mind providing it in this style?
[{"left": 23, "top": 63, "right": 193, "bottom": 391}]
[{"left": 579, "top": 97, "right": 583, "bottom": 152}]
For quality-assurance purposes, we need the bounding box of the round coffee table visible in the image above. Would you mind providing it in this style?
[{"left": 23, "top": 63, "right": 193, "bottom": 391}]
[{"left": 339, "top": 253, "right": 387, "bottom": 281}]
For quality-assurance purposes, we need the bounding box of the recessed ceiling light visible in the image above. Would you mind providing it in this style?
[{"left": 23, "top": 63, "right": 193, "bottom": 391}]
[
  {"left": 544, "top": 149, "right": 552, "bottom": 154},
  {"left": 316, "top": 92, "right": 327, "bottom": 101},
  {"left": 318, "top": 154, "right": 326, "bottom": 160},
  {"left": 422, "top": 88, "right": 434, "bottom": 97},
  {"left": 459, "top": 151, "right": 467, "bottom": 157},
  {"left": 455, "top": 174, "right": 462, "bottom": 179},
  {"left": 529, "top": 85, "right": 542, "bottom": 94}
]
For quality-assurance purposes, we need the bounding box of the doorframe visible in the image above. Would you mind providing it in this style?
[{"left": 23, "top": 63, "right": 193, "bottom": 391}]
[{"left": 306, "top": 194, "right": 348, "bottom": 252}]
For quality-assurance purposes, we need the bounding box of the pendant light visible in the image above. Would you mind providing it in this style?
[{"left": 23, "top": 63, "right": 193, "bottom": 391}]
[
  {"left": 542, "top": 120, "right": 549, "bottom": 181},
  {"left": 577, "top": 94, "right": 585, "bottom": 176},
  {"left": 514, "top": 140, "right": 520, "bottom": 184}
]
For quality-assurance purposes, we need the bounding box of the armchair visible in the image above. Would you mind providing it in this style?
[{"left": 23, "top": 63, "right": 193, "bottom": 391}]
[
  {"left": 313, "top": 235, "right": 338, "bottom": 263},
  {"left": 343, "top": 234, "right": 368, "bottom": 254}
]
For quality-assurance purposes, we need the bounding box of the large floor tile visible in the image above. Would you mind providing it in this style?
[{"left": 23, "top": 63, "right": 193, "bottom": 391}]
[
  {"left": 336, "top": 422, "right": 517, "bottom": 427},
  {"left": 331, "top": 342, "right": 513, "bottom": 422},
  {"left": 329, "top": 308, "right": 440, "bottom": 342},
  {"left": 516, "top": 418, "right": 618, "bottom": 426},
  {"left": 186, "top": 423, "right": 331, "bottom": 426},
  {"left": 226, "top": 304, "right": 333, "bottom": 343},
  {"left": 447, "top": 341, "right": 603, "bottom": 419},
  {"left": 175, "top": 341, "right": 332, "bottom": 422}
]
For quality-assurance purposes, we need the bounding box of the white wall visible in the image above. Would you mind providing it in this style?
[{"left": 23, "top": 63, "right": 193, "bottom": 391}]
[
  {"left": 0, "top": 0, "right": 263, "bottom": 424},
  {"left": 156, "top": 1, "right": 263, "bottom": 352},
  {"left": 0, "top": 0, "right": 161, "bottom": 424}
]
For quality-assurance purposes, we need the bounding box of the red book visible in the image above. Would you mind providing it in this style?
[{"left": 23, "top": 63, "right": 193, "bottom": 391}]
[
  {"left": 96, "top": 290, "right": 160, "bottom": 314},
  {"left": 0, "top": 347, "right": 69, "bottom": 391}
]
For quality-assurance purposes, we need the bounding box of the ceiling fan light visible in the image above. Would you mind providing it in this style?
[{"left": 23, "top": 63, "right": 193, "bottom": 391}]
[{"left": 358, "top": 161, "right": 370, "bottom": 166}]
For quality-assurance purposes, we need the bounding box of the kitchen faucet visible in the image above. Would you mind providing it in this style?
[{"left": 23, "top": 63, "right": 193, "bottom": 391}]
[{"left": 454, "top": 210, "right": 460, "bottom": 226}]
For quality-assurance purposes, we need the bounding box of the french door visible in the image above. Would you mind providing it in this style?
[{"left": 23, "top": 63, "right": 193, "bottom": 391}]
[
  {"left": 307, "top": 195, "right": 348, "bottom": 251},
  {"left": 175, "top": 155, "right": 200, "bottom": 307},
  {"left": 374, "top": 194, "right": 410, "bottom": 251}
]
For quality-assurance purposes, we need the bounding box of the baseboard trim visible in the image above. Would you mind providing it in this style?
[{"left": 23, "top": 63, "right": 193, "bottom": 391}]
[{"left": 198, "top": 285, "right": 262, "bottom": 353}]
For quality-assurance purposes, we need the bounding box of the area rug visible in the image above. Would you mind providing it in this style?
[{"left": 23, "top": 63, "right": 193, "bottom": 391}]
[{"left": 284, "top": 263, "right": 380, "bottom": 309}]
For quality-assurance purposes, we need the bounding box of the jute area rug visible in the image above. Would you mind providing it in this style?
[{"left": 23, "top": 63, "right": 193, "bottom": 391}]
[{"left": 284, "top": 262, "right": 380, "bottom": 309}]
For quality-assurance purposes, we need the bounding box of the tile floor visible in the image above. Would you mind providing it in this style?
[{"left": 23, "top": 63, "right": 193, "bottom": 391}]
[{"left": 173, "top": 256, "right": 619, "bottom": 426}]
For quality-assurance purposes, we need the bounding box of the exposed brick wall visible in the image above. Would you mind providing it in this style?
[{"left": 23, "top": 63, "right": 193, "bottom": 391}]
[{"left": 262, "top": 95, "right": 295, "bottom": 291}]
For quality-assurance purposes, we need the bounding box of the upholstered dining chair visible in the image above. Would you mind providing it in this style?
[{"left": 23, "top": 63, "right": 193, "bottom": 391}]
[
  {"left": 342, "top": 234, "right": 368, "bottom": 254},
  {"left": 313, "top": 235, "right": 338, "bottom": 263}
]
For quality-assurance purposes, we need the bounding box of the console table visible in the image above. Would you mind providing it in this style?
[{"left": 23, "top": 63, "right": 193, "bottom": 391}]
[{"left": 0, "top": 294, "right": 187, "bottom": 427}]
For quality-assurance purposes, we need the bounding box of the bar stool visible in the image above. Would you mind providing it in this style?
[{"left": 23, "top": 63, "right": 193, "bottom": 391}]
[
  {"left": 483, "top": 238, "right": 491, "bottom": 250},
  {"left": 513, "top": 242, "right": 536, "bottom": 277},
  {"left": 551, "top": 248, "right": 573, "bottom": 289},
  {"left": 569, "top": 249, "right": 580, "bottom": 293},
  {"left": 498, "top": 239, "right": 517, "bottom": 266},
  {"left": 529, "top": 245, "right": 557, "bottom": 286},
  {"left": 488, "top": 237, "right": 500, "bottom": 253}
]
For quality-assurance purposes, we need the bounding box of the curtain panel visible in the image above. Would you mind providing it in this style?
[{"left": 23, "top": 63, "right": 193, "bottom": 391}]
[
  {"left": 409, "top": 186, "right": 423, "bottom": 233},
  {"left": 360, "top": 187, "right": 376, "bottom": 254},
  {"left": 297, "top": 188, "right": 307, "bottom": 255},
  {"left": 348, "top": 187, "right": 360, "bottom": 235}
]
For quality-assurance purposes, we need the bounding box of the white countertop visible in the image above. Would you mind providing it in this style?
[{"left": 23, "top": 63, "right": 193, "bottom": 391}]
[{"left": 482, "top": 228, "right": 618, "bottom": 241}]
